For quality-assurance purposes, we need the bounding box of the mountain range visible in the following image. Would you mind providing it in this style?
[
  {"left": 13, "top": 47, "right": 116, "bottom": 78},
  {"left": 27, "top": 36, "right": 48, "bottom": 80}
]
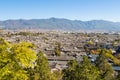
[{"left": 0, "top": 18, "right": 120, "bottom": 31}]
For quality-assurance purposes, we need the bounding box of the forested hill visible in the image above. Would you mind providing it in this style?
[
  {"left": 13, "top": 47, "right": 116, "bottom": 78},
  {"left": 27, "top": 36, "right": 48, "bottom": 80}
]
[{"left": 0, "top": 18, "right": 120, "bottom": 31}]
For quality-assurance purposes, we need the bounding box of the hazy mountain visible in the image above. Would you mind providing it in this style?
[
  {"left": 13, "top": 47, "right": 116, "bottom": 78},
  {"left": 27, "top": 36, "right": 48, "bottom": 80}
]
[{"left": 0, "top": 18, "right": 120, "bottom": 31}]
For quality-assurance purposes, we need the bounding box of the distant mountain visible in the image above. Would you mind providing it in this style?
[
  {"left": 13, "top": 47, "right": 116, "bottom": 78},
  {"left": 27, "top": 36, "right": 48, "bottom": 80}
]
[{"left": 0, "top": 18, "right": 120, "bottom": 31}]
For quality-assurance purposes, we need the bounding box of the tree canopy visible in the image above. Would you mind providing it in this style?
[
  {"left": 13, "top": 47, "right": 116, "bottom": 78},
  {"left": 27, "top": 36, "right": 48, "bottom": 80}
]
[
  {"left": 0, "top": 38, "right": 37, "bottom": 80},
  {"left": 62, "top": 56, "right": 100, "bottom": 80}
]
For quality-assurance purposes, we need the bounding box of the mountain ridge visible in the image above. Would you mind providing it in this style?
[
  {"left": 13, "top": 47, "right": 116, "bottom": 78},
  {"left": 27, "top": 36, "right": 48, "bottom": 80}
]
[{"left": 0, "top": 18, "right": 120, "bottom": 31}]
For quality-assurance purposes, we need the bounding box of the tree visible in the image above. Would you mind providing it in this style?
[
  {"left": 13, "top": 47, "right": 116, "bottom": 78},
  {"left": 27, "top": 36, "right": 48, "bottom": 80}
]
[
  {"left": 87, "top": 40, "right": 94, "bottom": 45},
  {"left": 54, "top": 42, "right": 61, "bottom": 56},
  {"left": 95, "top": 49, "right": 115, "bottom": 80},
  {"left": 96, "top": 49, "right": 120, "bottom": 65},
  {"left": 62, "top": 56, "right": 100, "bottom": 80},
  {"left": 112, "top": 41, "right": 117, "bottom": 48},
  {"left": 0, "top": 38, "right": 37, "bottom": 80},
  {"left": 62, "top": 60, "right": 78, "bottom": 80},
  {"left": 11, "top": 42, "right": 37, "bottom": 68},
  {"left": 33, "top": 51, "right": 57, "bottom": 80},
  {"left": 78, "top": 56, "right": 100, "bottom": 80},
  {"left": 54, "top": 47, "right": 61, "bottom": 56},
  {"left": 116, "top": 71, "right": 120, "bottom": 80},
  {"left": 52, "top": 70, "right": 63, "bottom": 80},
  {"left": 0, "top": 38, "right": 59, "bottom": 80}
]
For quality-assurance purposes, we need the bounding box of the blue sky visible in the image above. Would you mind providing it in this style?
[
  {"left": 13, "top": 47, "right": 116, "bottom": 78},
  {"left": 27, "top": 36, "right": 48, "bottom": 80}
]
[{"left": 0, "top": 0, "right": 120, "bottom": 21}]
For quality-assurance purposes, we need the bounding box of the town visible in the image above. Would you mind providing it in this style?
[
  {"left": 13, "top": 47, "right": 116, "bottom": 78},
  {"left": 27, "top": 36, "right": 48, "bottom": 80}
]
[{"left": 1, "top": 30, "right": 120, "bottom": 72}]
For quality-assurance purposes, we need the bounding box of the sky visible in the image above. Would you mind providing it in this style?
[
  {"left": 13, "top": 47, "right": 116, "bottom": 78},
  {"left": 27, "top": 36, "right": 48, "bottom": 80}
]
[{"left": 0, "top": 0, "right": 120, "bottom": 21}]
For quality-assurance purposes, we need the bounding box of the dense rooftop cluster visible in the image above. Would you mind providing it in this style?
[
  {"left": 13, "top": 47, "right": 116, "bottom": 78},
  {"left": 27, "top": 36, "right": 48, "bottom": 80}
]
[{"left": 1, "top": 30, "right": 120, "bottom": 79}]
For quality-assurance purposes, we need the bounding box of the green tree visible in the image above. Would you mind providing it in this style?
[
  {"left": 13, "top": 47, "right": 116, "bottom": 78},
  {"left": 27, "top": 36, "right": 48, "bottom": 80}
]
[
  {"left": 63, "top": 56, "right": 100, "bottom": 80},
  {"left": 54, "top": 47, "right": 61, "bottom": 56},
  {"left": 95, "top": 49, "right": 115, "bottom": 80},
  {"left": 116, "top": 71, "right": 120, "bottom": 80},
  {"left": 54, "top": 42, "right": 61, "bottom": 56},
  {"left": 33, "top": 51, "right": 57, "bottom": 80},
  {"left": 0, "top": 38, "right": 37, "bottom": 80},
  {"left": 87, "top": 40, "right": 94, "bottom": 45},
  {"left": 11, "top": 42, "right": 37, "bottom": 68},
  {"left": 78, "top": 56, "right": 100, "bottom": 80},
  {"left": 52, "top": 70, "right": 63, "bottom": 80},
  {"left": 62, "top": 60, "right": 78, "bottom": 80}
]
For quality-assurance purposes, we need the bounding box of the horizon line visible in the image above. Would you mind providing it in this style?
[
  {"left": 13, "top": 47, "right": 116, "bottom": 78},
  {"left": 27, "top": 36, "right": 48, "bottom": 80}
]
[{"left": 0, "top": 17, "right": 119, "bottom": 22}]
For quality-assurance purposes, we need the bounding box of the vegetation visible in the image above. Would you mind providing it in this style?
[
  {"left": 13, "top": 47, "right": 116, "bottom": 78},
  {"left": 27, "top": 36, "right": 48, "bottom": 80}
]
[
  {"left": 0, "top": 38, "right": 58, "bottom": 80},
  {"left": 54, "top": 47, "right": 61, "bottom": 56},
  {"left": 16, "top": 32, "right": 44, "bottom": 36},
  {"left": 62, "top": 57, "right": 100, "bottom": 80},
  {"left": 95, "top": 50, "right": 114, "bottom": 80},
  {"left": 63, "top": 49, "right": 120, "bottom": 80},
  {"left": 0, "top": 38, "right": 120, "bottom": 80},
  {"left": 87, "top": 40, "right": 94, "bottom": 45},
  {"left": 90, "top": 48, "right": 120, "bottom": 65},
  {"left": 29, "top": 51, "right": 57, "bottom": 80},
  {"left": 0, "top": 38, "right": 36, "bottom": 79},
  {"left": 54, "top": 42, "right": 61, "bottom": 56}
]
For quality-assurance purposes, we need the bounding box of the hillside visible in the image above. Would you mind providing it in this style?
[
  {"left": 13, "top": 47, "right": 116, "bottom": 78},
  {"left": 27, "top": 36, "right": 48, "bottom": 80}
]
[{"left": 0, "top": 18, "right": 120, "bottom": 31}]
